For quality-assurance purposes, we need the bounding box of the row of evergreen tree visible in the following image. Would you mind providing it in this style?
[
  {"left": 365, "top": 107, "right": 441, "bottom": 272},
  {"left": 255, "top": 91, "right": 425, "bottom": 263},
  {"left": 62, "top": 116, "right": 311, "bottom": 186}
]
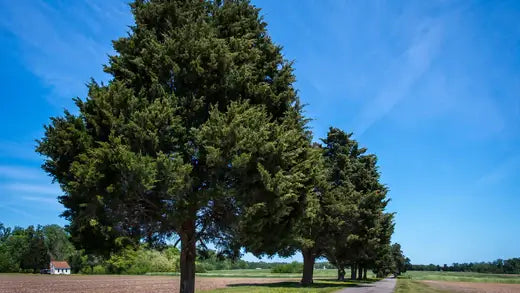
[{"left": 35, "top": 1, "right": 402, "bottom": 292}]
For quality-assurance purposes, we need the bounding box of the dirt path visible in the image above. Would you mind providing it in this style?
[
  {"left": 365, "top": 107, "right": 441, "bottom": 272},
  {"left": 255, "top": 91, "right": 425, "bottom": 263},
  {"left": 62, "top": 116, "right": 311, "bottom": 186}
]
[
  {"left": 423, "top": 280, "right": 520, "bottom": 293},
  {"left": 335, "top": 278, "right": 396, "bottom": 293},
  {"left": 0, "top": 274, "right": 295, "bottom": 293}
]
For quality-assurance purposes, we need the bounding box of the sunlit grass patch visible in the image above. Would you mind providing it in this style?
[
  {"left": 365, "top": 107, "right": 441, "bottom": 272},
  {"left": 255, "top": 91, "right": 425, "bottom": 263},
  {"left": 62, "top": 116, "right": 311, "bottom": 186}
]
[
  {"left": 402, "top": 271, "right": 520, "bottom": 284},
  {"left": 204, "top": 279, "right": 376, "bottom": 293},
  {"left": 395, "top": 278, "right": 450, "bottom": 293}
]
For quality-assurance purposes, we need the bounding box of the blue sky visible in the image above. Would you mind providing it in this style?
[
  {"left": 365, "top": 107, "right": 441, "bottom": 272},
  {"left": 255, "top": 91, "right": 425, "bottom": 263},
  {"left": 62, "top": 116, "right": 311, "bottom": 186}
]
[{"left": 0, "top": 0, "right": 519, "bottom": 265}]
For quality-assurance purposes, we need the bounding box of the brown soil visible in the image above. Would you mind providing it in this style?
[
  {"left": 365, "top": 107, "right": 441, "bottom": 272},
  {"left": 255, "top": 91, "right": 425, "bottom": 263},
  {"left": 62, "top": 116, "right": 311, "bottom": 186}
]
[
  {"left": 423, "top": 280, "right": 520, "bottom": 293},
  {"left": 0, "top": 274, "right": 294, "bottom": 293}
]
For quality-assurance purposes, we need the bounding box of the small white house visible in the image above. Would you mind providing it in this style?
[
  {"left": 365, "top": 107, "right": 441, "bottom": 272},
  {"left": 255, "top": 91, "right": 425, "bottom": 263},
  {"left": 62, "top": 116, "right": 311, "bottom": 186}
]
[{"left": 50, "top": 260, "right": 71, "bottom": 275}]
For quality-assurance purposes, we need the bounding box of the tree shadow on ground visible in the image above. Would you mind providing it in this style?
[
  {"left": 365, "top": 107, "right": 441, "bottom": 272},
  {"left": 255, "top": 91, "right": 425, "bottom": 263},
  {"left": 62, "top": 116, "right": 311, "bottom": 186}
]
[{"left": 227, "top": 278, "right": 378, "bottom": 289}]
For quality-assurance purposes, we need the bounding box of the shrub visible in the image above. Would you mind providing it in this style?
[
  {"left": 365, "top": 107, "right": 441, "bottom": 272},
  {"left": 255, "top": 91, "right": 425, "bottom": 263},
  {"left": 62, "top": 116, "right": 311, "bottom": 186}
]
[
  {"left": 271, "top": 262, "right": 303, "bottom": 273},
  {"left": 92, "top": 265, "right": 106, "bottom": 274},
  {"left": 106, "top": 247, "right": 179, "bottom": 274},
  {"left": 142, "top": 250, "right": 176, "bottom": 273},
  {"left": 195, "top": 261, "right": 209, "bottom": 273}
]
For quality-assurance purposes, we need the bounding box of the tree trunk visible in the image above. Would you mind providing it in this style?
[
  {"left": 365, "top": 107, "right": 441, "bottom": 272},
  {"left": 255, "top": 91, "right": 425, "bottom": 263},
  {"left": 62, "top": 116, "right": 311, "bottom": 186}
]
[
  {"left": 337, "top": 266, "right": 345, "bottom": 281},
  {"left": 363, "top": 267, "right": 367, "bottom": 280},
  {"left": 351, "top": 263, "right": 357, "bottom": 280},
  {"left": 357, "top": 265, "right": 363, "bottom": 280},
  {"left": 301, "top": 248, "right": 315, "bottom": 285},
  {"left": 179, "top": 219, "right": 196, "bottom": 293}
]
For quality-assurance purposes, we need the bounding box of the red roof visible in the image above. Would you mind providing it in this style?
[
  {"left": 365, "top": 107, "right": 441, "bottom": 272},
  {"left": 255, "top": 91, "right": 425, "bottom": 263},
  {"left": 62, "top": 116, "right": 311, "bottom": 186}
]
[{"left": 50, "top": 261, "right": 70, "bottom": 269}]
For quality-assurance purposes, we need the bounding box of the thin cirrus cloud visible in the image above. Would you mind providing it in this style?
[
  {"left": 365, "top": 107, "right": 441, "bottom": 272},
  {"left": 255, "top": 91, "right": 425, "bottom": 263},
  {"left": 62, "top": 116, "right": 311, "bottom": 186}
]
[
  {"left": 0, "top": 0, "right": 132, "bottom": 106},
  {"left": 2, "top": 182, "right": 61, "bottom": 196},
  {"left": 0, "top": 141, "right": 41, "bottom": 161},
  {"left": 353, "top": 20, "right": 444, "bottom": 136},
  {"left": 0, "top": 165, "right": 47, "bottom": 180},
  {"left": 474, "top": 155, "right": 520, "bottom": 189},
  {"left": 0, "top": 204, "right": 36, "bottom": 219},
  {"left": 0, "top": 166, "right": 62, "bottom": 209},
  {"left": 21, "top": 196, "right": 61, "bottom": 205}
]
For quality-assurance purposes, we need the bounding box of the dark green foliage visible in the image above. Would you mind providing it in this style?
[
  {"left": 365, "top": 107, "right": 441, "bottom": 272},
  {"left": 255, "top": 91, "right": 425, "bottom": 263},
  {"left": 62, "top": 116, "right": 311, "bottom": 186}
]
[
  {"left": 68, "top": 250, "right": 86, "bottom": 274},
  {"left": 0, "top": 224, "right": 16, "bottom": 272},
  {"left": 42, "top": 224, "right": 75, "bottom": 261},
  {"left": 372, "top": 242, "right": 408, "bottom": 277},
  {"left": 20, "top": 226, "right": 50, "bottom": 273},
  {"left": 320, "top": 127, "right": 394, "bottom": 280},
  {"left": 36, "top": 1, "right": 316, "bottom": 292},
  {"left": 391, "top": 243, "right": 408, "bottom": 275},
  {"left": 31, "top": 0, "right": 412, "bottom": 288},
  {"left": 0, "top": 224, "right": 71, "bottom": 273},
  {"left": 0, "top": 227, "right": 24, "bottom": 272},
  {"left": 37, "top": 0, "right": 311, "bottom": 252}
]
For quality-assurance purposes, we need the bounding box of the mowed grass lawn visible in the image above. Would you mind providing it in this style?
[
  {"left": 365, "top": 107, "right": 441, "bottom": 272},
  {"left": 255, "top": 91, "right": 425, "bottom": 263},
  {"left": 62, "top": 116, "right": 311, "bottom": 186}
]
[
  {"left": 395, "top": 279, "right": 450, "bottom": 293},
  {"left": 199, "top": 269, "right": 343, "bottom": 278},
  {"left": 395, "top": 271, "right": 520, "bottom": 293},
  {"left": 204, "top": 279, "right": 378, "bottom": 293},
  {"left": 402, "top": 270, "right": 520, "bottom": 284},
  {"left": 150, "top": 269, "right": 378, "bottom": 292},
  {"left": 201, "top": 269, "right": 377, "bottom": 293}
]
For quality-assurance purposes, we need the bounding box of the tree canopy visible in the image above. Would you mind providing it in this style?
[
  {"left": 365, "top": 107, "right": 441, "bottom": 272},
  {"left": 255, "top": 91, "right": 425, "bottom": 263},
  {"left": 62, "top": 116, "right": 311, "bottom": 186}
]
[
  {"left": 37, "top": 1, "right": 319, "bottom": 292},
  {"left": 320, "top": 128, "right": 394, "bottom": 281},
  {"left": 0, "top": 224, "right": 72, "bottom": 273}
]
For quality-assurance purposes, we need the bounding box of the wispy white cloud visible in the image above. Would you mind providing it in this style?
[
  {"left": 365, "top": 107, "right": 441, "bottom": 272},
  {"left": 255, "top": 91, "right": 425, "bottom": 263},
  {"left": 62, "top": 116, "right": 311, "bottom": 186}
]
[
  {"left": 0, "top": 140, "right": 41, "bottom": 161},
  {"left": 0, "top": 0, "right": 132, "bottom": 107},
  {"left": 475, "top": 155, "right": 520, "bottom": 188},
  {"left": 353, "top": 20, "right": 444, "bottom": 136},
  {"left": 21, "top": 195, "right": 59, "bottom": 205},
  {"left": 2, "top": 183, "right": 61, "bottom": 196},
  {"left": 0, "top": 165, "right": 46, "bottom": 180},
  {"left": 0, "top": 204, "right": 36, "bottom": 219}
]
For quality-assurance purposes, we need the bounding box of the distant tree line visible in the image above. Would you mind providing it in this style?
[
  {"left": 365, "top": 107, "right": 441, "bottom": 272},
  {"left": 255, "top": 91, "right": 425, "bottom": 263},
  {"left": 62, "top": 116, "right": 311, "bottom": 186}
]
[
  {"left": 409, "top": 258, "right": 520, "bottom": 274},
  {"left": 0, "top": 222, "right": 344, "bottom": 275},
  {"left": 0, "top": 224, "right": 71, "bottom": 273}
]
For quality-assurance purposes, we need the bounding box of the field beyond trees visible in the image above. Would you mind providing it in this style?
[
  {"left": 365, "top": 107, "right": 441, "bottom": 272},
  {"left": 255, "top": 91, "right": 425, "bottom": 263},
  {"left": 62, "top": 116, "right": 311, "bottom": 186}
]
[
  {"left": 402, "top": 270, "right": 520, "bottom": 284},
  {"left": 395, "top": 271, "right": 520, "bottom": 293}
]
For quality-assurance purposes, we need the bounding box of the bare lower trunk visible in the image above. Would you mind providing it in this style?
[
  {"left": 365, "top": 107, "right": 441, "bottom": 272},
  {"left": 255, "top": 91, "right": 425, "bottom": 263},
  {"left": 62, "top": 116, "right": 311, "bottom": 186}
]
[
  {"left": 300, "top": 248, "right": 315, "bottom": 285},
  {"left": 363, "top": 267, "right": 367, "bottom": 280},
  {"left": 351, "top": 263, "right": 357, "bottom": 280},
  {"left": 357, "top": 265, "right": 363, "bottom": 280},
  {"left": 180, "top": 219, "right": 196, "bottom": 293},
  {"left": 337, "top": 266, "right": 345, "bottom": 281}
]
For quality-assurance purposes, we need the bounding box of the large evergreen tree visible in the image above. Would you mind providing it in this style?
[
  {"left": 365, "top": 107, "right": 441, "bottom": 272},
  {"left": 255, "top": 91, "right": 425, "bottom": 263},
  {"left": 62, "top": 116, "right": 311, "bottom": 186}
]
[
  {"left": 283, "top": 143, "right": 329, "bottom": 285},
  {"left": 321, "top": 128, "right": 360, "bottom": 280},
  {"left": 37, "top": 1, "right": 317, "bottom": 292},
  {"left": 321, "top": 128, "right": 393, "bottom": 280}
]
